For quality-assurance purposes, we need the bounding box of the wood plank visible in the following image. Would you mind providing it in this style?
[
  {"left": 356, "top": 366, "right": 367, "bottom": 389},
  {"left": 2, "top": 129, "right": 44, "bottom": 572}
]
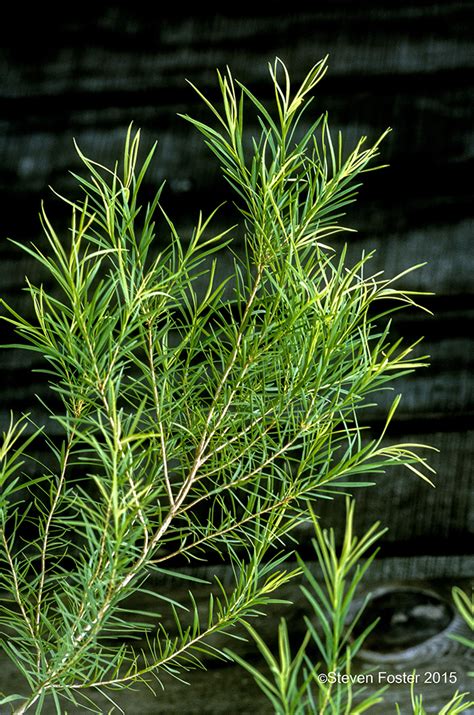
[
  {"left": 0, "top": 5, "right": 472, "bottom": 621},
  {"left": 2, "top": 6, "right": 472, "bottom": 98}
]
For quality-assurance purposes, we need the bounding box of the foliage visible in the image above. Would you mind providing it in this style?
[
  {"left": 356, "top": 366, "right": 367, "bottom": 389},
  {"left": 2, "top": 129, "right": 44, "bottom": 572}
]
[
  {"left": 227, "top": 499, "right": 387, "bottom": 714},
  {"left": 0, "top": 58, "right": 434, "bottom": 712},
  {"left": 233, "top": 503, "right": 473, "bottom": 714},
  {"left": 398, "top": 681, "right": 474, "bottom": 715},
  {"left": 450, "top": 587, "right": 474, "bottom": 653},
  {"left": 450, "top": 586, "right": 474, "bottom": 681}
]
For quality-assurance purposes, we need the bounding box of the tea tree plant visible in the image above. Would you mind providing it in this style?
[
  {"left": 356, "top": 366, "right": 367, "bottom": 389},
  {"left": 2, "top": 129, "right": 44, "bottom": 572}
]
[
  {"left": 233, "top": 503, "right": 474, "bottom": 715},
  {"left": 450, "top": 586, "right": 474, "bottom": 679},
  {"left": 228, "top": 499, "right": 388, "bottom": 714},
  {"left": 0, "top": 58, "right": 434, "bottom": 713},
  {"left": 451, "top": 587, "right": 474, "bottom": 653},
  {"left": 399, "top": 682, "right": 474, "bottom": 715}
]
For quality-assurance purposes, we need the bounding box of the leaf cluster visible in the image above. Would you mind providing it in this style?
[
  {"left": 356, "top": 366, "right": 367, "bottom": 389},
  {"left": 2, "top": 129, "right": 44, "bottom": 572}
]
[
  {"left": 230, "top": 502, "right": 473, "bottom": 715},
  {"left": 0, "top": 58, "right": 434, "bottom": 712}
]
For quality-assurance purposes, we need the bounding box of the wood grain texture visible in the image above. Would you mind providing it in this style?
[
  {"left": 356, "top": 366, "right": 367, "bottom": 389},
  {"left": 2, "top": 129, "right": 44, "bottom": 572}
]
[{"left": 1, "top": 6, "right": 472, "bottom": 557}]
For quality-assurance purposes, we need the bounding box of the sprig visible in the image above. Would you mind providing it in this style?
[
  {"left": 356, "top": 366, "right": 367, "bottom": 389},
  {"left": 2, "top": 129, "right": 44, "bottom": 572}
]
[{"left": 0, "top": 58, "right": 434, "bottom": 712}]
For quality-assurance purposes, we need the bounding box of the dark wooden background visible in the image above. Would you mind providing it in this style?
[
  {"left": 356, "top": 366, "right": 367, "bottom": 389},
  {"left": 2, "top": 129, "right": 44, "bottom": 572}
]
[
  {"left": 0, "top": 3, "right": 473, "bottom": 712},
  {"left": 2, "top": 2, "right": 472, "bottom": 565}
]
